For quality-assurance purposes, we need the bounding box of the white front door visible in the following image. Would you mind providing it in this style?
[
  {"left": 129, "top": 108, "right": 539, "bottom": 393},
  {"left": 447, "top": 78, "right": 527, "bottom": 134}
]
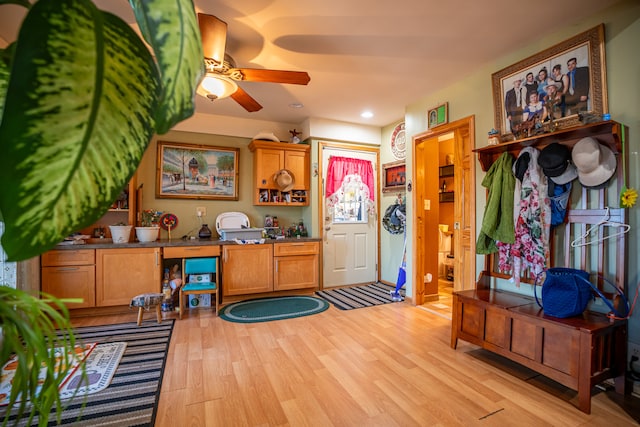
[{"left": 321, "top": 146, "right": 378, "bottom": 288}]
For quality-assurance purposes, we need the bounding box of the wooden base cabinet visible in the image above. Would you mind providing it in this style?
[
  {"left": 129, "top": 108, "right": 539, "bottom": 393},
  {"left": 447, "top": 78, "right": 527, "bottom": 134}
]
[
  {"left": 96, "top": 247, "right": 161, "bottom": 307},
  {"left": 274, "top": 242, "right": 319, "bottom": 291},
  {"left": 222, "top": 244, "right": 273, "bottom": 296},
  {"left": 41, "top": 250, "right": 96, "bottom": 309}
]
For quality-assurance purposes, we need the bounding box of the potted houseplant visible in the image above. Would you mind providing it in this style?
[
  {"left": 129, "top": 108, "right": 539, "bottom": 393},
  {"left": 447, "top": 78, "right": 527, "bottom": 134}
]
[
  {"left": 136, "top": 209, "right": 162, "bottom": 242},
  {"left": 109, "top": 221, "right": 133, "bottom": 244},
  {"left": 0, "top": 0, "right": 204, "bottom": 424},
  {"left": 0, "top": 287, "right": 84, "bottom": 426}
]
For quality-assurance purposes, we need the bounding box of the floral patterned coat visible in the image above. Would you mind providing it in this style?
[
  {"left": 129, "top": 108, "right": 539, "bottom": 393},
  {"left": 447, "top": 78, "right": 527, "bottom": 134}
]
[{"left": 498, "top": 147, "right": 550, "bottom": 286}]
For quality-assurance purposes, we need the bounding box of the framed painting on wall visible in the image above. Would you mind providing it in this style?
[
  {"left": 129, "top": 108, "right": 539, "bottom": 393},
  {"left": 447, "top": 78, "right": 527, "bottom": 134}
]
[
  {"left": 382, "top": 160, "right": 406, "bottom": 193},
  {"left": 156, "top": 141, "right": 239, "bottom": 200},
  {"left": 427, "top": 103, "right": 448, "bottom": 129},
  {"left": 492, "top": 24, "right": 607, "bottom": 139}
]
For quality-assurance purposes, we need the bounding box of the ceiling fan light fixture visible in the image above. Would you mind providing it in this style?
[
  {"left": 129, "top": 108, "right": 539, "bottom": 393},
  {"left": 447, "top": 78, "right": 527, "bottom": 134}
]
[{"left": 197, "top": 74, "right": 238, "bottom": 100}]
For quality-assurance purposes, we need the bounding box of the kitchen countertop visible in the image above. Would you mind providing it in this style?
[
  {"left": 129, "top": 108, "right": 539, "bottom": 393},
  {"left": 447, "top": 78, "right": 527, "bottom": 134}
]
[{"left": 53, "top": 237, "right": 320, "bottom": 250}]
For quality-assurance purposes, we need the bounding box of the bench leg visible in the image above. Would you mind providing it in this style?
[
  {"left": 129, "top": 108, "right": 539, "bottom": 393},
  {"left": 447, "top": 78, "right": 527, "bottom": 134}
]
[
  {"left": 137, "top": 307, "right": 143, "bottom": 326},
  {"left": 155, "top": 303, "right": 162, "bottom": 323}
]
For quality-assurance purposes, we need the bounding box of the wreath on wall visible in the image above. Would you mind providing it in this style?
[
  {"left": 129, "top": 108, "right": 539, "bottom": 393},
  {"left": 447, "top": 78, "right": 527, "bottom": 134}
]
[{"left": 382, "top": 203, "right": 406, "bottom": 234}]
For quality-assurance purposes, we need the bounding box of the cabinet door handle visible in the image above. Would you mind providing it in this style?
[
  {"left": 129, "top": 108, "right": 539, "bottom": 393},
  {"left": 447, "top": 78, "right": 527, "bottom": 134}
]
[{"left": 56, "top": 267, "right": 79, "bottom": 271}]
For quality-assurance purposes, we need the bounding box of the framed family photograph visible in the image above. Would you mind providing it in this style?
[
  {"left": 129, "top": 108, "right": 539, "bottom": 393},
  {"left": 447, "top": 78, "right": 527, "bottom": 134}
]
[
  {"left": 428, "top": 102, "right": 448, "bottom": 129},
  {"left": 156, "top": 141, "right": 239, "bottom": 200},
  {"left": 492, "top": 24, "right": 607, "bottom": 138},
  {"left": 382, "top": 160, "right": 406, "bottom": 193}
]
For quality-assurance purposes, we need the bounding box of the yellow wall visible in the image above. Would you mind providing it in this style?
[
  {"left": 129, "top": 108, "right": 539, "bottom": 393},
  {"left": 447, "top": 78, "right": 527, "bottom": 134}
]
[{"left": 132, "top": 131, "right": 308, "bottom": 239}]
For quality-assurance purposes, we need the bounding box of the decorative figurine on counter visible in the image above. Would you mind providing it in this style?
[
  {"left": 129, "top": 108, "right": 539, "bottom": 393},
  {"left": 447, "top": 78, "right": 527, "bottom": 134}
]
[{"left": 159, "top": 213, "right": 178, "bottom": 240}]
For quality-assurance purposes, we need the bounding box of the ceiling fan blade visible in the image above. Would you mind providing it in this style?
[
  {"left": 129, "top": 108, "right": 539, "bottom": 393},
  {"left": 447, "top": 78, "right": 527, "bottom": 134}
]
[
  {"left": 230, "top": 87, "right": 263, "bottom": 112},
  {"left": 198, "top": 13, "right": 227, "bottom": 67},
  {"left": 235, "top": 68, "right": 310, "bottom": 85}
]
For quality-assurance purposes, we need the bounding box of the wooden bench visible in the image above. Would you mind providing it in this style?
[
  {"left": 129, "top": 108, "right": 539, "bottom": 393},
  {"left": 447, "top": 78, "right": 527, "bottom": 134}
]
[
  {"left": 452, "top": 121, "right": 630, "bottom": 414},
  {"left": 452, "top": 277, "right": 628, "bottom": 414}
]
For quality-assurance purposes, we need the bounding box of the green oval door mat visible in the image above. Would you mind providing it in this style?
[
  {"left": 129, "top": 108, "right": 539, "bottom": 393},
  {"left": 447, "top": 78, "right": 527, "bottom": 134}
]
[{"left": 219, "top": 296, "right": 330, "bottom": 323}]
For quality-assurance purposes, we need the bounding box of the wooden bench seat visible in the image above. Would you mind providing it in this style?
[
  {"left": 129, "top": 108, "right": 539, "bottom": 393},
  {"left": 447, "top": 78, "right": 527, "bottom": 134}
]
[
  {"left": 453, "top": 121, "right": 631, "bottom": 414},
  {"left": 452, "top": 284, "right": 628, "bottom": 414}
]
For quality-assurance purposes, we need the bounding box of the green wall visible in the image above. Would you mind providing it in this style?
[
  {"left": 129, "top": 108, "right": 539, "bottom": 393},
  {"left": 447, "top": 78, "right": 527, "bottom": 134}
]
[{"left": 400, "top": 0, "right": 640, "bottom": 343}]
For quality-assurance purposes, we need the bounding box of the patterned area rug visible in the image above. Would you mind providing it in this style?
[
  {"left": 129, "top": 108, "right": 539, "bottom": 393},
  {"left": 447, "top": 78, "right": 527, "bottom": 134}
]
[
  {"left": 220, "top": 296, "right": 329, "bottom": 323},
  {"left": 316, "top": 282, "right": 406, "bottom": 310},
  {"left": 1, "top": 320, "right": 174, "bottom": 427},
  {"left": 59, "top": 341, "right": 127, "bottom": 399}
]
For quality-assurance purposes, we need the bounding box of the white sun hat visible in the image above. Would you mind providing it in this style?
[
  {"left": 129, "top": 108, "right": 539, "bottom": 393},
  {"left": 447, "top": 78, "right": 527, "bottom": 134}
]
[
  {"left": 252, "top": 131, "right": 279, "bottom": 142},
  {"left": 571, "top": 137, "right": 617, "bottom": 188}
]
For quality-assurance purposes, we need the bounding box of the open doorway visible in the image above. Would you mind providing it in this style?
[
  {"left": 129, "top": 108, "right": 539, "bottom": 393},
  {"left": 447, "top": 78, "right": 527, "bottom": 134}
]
[
  {"left": 436, "top": 134, "right": 455, "bottom": 310},
  {"left": 412, "top": 116, "right": 476, "bottom": 310}
]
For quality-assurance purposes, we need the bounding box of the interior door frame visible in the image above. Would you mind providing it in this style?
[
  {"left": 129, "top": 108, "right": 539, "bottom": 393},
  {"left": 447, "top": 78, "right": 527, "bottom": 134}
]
[
  {"left": 412, "top": 116, "right": 476, "bottom": 305},
  {"left": 317, "top": 141, "right": 381, "bottom": 289}
]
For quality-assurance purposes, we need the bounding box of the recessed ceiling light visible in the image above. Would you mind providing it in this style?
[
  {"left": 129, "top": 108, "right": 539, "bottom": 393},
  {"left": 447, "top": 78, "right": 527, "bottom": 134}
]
[
  {"left": 361, "top": 111, "right": 373, "bottom": 118},
  {"left": 289, "top": 103, "right": 304, "bottom": 108}
]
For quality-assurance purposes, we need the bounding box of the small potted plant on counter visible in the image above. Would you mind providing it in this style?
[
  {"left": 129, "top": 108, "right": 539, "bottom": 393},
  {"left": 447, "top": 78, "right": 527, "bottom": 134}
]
[
  {"left": 109, "top": 222, "right": 133, "bottom": 244},
  {"left": 136, "top": 210, "right": 162, "bottom": 242}
]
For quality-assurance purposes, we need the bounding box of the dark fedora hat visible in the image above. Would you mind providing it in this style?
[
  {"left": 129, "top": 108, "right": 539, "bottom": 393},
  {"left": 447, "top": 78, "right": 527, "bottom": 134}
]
[{"left": 538, "top": 143, "right": 578, "bottom": 184}]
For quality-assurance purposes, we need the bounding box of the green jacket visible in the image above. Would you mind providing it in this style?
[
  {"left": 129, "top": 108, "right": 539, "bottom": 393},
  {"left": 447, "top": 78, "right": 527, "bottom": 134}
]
[{"left": 476, "top": 152, "right": 516, "bottom": 254}]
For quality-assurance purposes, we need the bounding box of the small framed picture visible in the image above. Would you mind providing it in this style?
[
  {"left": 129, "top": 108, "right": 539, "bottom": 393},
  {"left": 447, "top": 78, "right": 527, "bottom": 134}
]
[
  {"left": 428, "top": 102, "right": 448, "bottom": 129},
  {"left": 382, "top": 160, "right": 406, "bottom": 193}
]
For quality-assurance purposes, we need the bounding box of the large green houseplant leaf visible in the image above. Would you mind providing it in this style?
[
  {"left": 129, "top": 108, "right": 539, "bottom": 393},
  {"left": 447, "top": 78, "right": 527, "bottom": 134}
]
[
  {"left": 0, "top": 0, "right": 204, "bottom": 261},
  {"left": 0, "top": 0, "right": 204, "bottom": 424}
]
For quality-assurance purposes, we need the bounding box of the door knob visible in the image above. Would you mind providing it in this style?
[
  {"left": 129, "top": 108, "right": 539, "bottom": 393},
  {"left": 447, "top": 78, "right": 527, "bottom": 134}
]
[{"left": 325, "top": 226, "right": 331, "bottom": 231}]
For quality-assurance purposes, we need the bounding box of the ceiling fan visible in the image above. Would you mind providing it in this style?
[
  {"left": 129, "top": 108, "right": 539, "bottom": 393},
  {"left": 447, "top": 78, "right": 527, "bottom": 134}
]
[{"left": 197, "top": 13, "right": 311, "bottom": 112}]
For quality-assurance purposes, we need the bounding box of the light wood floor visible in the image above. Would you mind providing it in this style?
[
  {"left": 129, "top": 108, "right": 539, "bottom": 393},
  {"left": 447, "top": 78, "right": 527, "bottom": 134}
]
[{"left": 69, "top": 298, "right": 640, "bottom": 427}]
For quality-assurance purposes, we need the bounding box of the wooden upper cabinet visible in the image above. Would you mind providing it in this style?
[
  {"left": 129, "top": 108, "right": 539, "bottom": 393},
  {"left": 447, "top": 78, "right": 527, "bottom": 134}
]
[
  {"left": 284, "top": 150, "right": 309, "bottom": 190},
  {"left": 249, "top": 140, "right": 310, "bottom": 206},
  {"left": 254, "top": 148, "right": 284, "bottom": 188}
]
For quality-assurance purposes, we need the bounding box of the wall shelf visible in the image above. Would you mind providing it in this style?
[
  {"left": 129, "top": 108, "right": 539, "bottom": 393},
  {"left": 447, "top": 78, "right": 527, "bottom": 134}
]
[
  {"left": 439, "top": 191, "right": 454, "bottom": 203},
  {"left": 439, "top": 164, "right": 454, "bottom": 177}
]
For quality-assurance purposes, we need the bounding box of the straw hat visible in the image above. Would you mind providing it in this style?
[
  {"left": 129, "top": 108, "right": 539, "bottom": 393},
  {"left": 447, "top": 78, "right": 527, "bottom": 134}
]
[
  {"left": 273, "top": 169, "right": 295, "bottom": 192},
  {"left": 571, "top": 137, "right": 617, "bottom": 188}
]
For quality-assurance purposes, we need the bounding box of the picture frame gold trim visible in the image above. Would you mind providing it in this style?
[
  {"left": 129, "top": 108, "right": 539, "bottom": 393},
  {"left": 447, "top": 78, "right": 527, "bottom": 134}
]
[
  {"left": 156, "top": 141, "right": 239, "bottom": 200},
  {"left": 492, "top": 24, "right": 607, "bottom": 139},
  {"left": 382, "top": 160, "right": 406, "bottom": 193}
]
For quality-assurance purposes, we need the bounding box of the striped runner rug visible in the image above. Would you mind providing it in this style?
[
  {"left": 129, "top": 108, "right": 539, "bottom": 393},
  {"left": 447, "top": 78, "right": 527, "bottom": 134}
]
[
  {"left": 316, "top": 282, "right": 406, "bottom": 310},
  {"left": 2, "top": 320, "right": 174, "bottom": 427}
]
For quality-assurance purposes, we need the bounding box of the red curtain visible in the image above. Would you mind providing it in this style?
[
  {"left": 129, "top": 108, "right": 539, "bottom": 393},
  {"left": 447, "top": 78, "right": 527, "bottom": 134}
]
[{"left": 325, "top": 156, "right": 375, "bottom": 201}]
